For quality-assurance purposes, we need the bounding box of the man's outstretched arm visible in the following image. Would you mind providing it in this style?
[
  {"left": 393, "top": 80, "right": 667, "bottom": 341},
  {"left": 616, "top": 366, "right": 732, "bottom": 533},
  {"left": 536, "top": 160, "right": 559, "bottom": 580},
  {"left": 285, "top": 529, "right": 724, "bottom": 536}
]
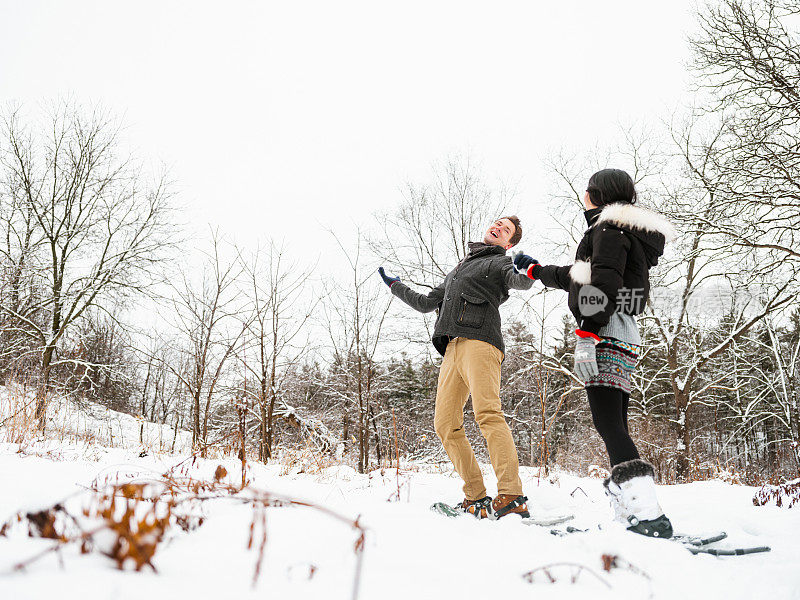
[
  {"left": 501, "top": 257, "right": 535, "bottom": 291},
  {"left": 378, "top": 267, "right": 445, "bottom": 313}
]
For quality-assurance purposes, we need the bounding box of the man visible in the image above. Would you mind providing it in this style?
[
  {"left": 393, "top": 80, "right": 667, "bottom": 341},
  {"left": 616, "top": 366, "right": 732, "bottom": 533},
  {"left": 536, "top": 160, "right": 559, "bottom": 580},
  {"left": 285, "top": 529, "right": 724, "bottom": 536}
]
[{"left": 378, "top": 216, "right": 533, "bottom": 519}]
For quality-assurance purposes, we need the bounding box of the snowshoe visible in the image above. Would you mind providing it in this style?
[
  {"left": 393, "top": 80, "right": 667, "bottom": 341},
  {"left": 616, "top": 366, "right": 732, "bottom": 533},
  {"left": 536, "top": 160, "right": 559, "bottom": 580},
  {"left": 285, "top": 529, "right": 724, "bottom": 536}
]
[
  {"left": 430, "top": 498, "right": 573, "bottom": 526},
  {"left": 549, "top": 526, "right": 769, "bottom": 556},
  {"left": 491, "top": 494, "right": 530, "bottom": 520},
  {"left": 460, "top": 495, "right": 493, "bottom": 519},
  {"left": 626, "top": 514, "right": 674, "bottom": 538}
]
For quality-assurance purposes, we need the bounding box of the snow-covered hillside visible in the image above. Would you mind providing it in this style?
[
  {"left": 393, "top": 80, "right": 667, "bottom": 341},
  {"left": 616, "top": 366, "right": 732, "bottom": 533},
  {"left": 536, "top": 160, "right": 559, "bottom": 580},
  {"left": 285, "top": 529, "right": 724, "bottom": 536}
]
[
  {"left": 0, "top": 438, "right": 798, "bottom": 600},
  {"left": 0, "top": 384, "right": 192, "bottom": 453}
]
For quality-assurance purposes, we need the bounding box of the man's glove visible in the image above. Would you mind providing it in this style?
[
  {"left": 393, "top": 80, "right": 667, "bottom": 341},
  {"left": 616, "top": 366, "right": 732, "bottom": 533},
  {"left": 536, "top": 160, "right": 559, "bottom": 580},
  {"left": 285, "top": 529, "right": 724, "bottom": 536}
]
[
  {"left": 378, "top": 267, "right": 401, "bottom": 288},
  {"left": 512, "top": 252, "right": 540, "bottom": 279},
  {"left": 574, "top": 332, "right": 600, "bottom": 383}
]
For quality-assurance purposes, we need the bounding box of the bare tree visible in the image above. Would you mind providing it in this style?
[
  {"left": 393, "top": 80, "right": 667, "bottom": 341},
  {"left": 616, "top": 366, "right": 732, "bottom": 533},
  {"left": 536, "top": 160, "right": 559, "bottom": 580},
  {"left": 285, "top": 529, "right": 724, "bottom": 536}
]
[
  {"left": 166, "top": 233, "right": 248, "bottom": 455},
  {"left": 502, "top": 316, "right": 585, "bottom": 473},
  {"left": 689, "top": 0, "right": 800, "bottom": 268},
  {"left": 652, "top": 115, "right": 796, "bottom": 479},
  {"left": 0, "top": 101, "right": 176, "bottom": 428},
  {"left": 137, "top": 336, "right": 185, "bottom": 426},
  {"left": 322, "top": 229, "right": 392, "bottom": 473},
  {"left": 0, "top": 160, "right": 43, "bottom": 380},
  {"left": 713, "top": 313, "right": 800, "bottom": 474},
  {"left": 68, "top": 307, "right": 136, "bottom": 412},
  {"left": 241, "top": 241, "right": 316, "bottom": 461}
]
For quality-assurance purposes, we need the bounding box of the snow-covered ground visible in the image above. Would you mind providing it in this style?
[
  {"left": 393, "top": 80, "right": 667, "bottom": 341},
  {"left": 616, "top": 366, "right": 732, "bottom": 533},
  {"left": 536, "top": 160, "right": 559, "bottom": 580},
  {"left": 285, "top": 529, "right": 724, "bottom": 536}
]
[
  {"left": 1, "top": 439, "right": 799, "bottom": 600},
  {"left": 1, "top": 389, "right": 798, "bottom": 599}
]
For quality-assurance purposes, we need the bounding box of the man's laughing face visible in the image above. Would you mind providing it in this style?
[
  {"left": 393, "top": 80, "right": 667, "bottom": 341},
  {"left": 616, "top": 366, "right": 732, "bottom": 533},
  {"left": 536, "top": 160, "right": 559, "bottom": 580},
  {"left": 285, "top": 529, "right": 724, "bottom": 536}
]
[{"left": 483, "top": 218, "right": 516, "bottom": 249}]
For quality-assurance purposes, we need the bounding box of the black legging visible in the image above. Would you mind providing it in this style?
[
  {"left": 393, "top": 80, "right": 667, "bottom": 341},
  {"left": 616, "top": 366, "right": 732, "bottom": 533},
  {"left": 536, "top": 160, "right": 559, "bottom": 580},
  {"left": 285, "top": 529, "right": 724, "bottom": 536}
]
[{"left": 587, "top": 386, "right": 640, "bottom": 467}]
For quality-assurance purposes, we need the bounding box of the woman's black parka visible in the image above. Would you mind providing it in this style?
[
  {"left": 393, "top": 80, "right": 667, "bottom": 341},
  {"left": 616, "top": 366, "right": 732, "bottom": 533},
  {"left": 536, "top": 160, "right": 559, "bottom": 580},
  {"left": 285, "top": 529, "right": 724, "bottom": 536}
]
[{"left": 535, "top": 203, "right": 676, "bottom": 336}]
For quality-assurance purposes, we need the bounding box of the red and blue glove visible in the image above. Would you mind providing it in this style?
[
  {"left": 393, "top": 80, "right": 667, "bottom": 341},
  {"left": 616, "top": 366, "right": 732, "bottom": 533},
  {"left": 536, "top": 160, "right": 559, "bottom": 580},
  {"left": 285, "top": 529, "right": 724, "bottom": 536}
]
[
  {"left": 378, "top": 267, "right": 401, "bottom": 288},
  {"left": 512, "top": 253, "right": 541, "bottom": 280}
]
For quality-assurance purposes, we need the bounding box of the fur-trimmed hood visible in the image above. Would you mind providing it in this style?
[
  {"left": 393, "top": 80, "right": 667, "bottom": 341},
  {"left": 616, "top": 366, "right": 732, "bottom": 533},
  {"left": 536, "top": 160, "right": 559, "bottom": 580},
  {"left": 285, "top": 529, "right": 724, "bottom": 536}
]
[
  {"left": 594, "top": 203, "right": 677, "bottom": 241},
  {"left": 537, "top": 204, "right": 673, "bottom": 334},
  {"left": 588, "top": 203, "right": 676, "bottom": 267}
]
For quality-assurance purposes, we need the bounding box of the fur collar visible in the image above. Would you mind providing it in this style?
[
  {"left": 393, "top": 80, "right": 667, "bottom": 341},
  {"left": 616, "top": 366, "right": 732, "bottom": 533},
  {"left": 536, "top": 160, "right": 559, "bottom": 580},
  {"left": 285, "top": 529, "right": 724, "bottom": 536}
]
[{"left": 595, "top": 203, "right": 677, "bottom": 242}]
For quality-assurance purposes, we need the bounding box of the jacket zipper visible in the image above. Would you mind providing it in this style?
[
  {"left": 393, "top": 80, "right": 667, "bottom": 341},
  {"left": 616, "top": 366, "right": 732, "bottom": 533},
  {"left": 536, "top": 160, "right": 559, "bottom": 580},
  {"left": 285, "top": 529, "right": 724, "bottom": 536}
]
[{"left": 459, "top": 300, "right": 466, "bottom": 323}]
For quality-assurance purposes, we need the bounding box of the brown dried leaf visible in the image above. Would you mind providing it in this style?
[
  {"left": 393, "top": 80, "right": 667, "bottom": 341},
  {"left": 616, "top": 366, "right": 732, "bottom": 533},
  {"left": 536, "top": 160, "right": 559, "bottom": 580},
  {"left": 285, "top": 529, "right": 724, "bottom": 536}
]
[
  {"left": 601, "top": 554, "right": 618, "bottom": 572},
  {"left": 26, "top": 508, "right": 67, "bottom": 542}
]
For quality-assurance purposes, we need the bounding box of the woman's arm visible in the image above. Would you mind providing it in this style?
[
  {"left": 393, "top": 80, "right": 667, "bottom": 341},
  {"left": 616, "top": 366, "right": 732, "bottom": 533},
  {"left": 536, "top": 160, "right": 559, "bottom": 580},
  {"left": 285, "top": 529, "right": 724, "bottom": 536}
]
[
  {"left": 535, "top": 264, "right": 572, "bottom": 291},
  {"left": 578, "top": 227, "right": 631, "bottom": 335},
  {"left": 512, "top": 253, "right": 571, "bottom": 291}
]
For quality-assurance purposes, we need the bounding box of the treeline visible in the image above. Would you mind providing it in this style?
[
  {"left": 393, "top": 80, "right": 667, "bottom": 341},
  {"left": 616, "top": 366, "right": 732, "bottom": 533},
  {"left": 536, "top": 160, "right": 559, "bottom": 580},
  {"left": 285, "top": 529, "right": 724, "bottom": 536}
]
[{"left": 1, "top": 0, "right": 798, "bottom": 483}]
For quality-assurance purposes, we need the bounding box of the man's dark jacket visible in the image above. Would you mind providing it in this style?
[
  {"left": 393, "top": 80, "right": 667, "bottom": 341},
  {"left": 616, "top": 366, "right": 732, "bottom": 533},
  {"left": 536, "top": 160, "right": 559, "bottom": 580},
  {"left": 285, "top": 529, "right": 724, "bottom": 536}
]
[
  {"left": 535, "top": 203, "right": 675, "bottom": 336},
  {"left": 390, "top": 243, "right": 533, "bottom": 356}
]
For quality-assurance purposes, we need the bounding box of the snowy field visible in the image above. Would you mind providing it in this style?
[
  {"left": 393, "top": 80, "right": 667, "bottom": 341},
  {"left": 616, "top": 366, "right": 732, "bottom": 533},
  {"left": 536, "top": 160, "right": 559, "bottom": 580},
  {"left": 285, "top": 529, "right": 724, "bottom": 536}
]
[{"left": 1, "top": 440, "right": 799, "bottom": 600}]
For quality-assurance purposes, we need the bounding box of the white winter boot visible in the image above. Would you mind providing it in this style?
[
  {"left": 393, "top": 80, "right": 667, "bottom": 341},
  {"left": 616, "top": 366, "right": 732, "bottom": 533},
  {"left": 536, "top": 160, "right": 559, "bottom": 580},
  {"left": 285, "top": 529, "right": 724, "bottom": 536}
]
[{"left": 603, "top": 459, "right": 673, "bottom": 538}]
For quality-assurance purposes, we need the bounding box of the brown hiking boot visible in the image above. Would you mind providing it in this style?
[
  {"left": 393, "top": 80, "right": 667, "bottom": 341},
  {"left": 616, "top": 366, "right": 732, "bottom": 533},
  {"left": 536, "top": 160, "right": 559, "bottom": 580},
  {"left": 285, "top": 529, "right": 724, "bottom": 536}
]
[
  {"left": 459, "top": 496, "right": 493, "bottom": 519},
  {"left": 492, "top": 494, "right": 530, "bottom": 519}
]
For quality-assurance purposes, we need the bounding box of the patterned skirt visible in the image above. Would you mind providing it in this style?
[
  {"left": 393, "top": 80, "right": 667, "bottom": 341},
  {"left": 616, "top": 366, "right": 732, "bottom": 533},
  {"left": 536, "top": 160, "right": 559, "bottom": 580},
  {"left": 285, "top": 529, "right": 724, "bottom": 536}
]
[{"left": 584, "top": 337, "right": 640, "bottom": 394}]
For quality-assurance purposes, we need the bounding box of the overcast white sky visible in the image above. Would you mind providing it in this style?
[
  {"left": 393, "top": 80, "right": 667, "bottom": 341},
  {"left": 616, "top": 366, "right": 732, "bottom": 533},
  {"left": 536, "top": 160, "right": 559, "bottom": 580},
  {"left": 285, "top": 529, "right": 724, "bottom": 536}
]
[{"left": 1, "top": 0, "right": 697, "bottom": 261}]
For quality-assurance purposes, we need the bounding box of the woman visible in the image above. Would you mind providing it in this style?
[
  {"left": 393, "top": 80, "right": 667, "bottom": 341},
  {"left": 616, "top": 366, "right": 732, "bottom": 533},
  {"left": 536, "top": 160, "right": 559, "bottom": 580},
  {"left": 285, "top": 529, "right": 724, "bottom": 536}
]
[{"left": 514, "top": 168, "right": 676, "bottom": 537}]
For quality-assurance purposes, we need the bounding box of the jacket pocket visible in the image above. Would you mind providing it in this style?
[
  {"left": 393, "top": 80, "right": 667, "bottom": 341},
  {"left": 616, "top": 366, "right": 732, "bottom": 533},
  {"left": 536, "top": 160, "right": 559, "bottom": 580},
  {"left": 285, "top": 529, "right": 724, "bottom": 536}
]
[{"left": 456, "top": 293, "right": 487, "bottom": 328}]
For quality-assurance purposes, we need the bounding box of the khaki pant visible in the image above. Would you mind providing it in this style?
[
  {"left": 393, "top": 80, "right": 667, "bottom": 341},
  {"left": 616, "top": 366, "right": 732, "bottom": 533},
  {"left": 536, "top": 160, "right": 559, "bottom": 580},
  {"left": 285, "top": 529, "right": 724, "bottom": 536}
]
[{"left": 434, "top": 337, "right": 523, "bottom": 500}]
